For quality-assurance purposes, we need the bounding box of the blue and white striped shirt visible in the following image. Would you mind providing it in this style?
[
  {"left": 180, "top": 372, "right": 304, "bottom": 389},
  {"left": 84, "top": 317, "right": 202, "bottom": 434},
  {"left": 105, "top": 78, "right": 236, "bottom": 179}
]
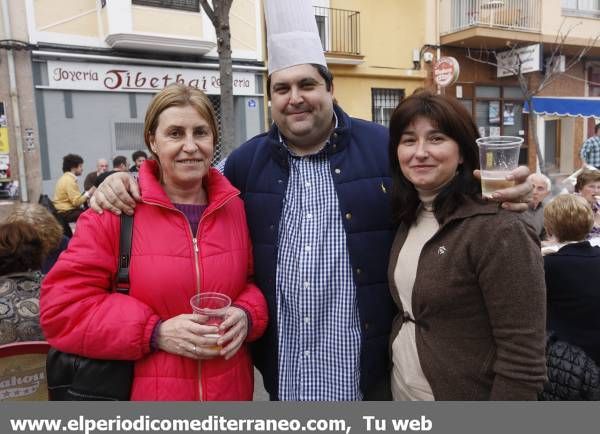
[
  {"left": 276, "top": 124, "right": 362, "bottom": 401},
  {"left": 580, "top": 135, "right": 600, "bottom": 168}
]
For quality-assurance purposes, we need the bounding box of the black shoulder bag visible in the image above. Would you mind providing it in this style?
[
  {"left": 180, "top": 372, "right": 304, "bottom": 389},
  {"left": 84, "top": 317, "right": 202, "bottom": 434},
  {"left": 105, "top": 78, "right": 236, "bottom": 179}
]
[{"left": 46, "top": 214, "right": 135, "bottom": 401}]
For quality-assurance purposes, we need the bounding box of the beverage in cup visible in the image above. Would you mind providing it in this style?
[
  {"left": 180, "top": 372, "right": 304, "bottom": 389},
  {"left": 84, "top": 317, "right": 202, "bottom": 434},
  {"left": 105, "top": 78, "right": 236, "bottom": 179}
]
[
  {"left": 476, "top": 136, "right": 523, "bottom": 198},
  {"left": 190, "top": 292, "right": 231, "bottom": 351}
]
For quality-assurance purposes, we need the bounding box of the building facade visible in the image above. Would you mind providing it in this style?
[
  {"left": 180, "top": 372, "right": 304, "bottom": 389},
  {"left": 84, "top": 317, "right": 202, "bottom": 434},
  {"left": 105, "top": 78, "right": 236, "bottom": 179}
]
[
  {"left": 311, "top": 0, "right": 430, "bottom": 126},
  {"left": 436, "top": 0, "right": 600, "bottom": 176},
  {"left": 2, "top": 0, "right": 267, "bottom": 202}
]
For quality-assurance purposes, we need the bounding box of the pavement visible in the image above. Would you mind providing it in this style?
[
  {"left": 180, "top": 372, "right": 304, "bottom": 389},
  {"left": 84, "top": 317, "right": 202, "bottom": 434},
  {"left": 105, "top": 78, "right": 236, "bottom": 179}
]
[{"left": 253, "top": 368, "right": 269, "bottom": 401}]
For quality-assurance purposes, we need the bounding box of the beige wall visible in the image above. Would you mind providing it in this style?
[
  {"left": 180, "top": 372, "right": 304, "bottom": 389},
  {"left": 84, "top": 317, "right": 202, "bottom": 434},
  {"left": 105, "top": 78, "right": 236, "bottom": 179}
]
[
  {"left": 542, "top": 0, "right": 600, "bottom": 42},
  {"left": 331, "top": 74, "right": 425, "bottom": 121},
  {"left": 230, "top": 0, "right": 258, "bottom": 52},
  {"left": 322, "top": 0, "right": 428, "bottom": 120},
  {"left": 35, "top": 0, "right": 99, "bottom": 37},
  {"left": 331, "top": 0, "right": 428, "bottom": 72},
  {"left": 132, "top": 5, "right": 203, "bottom": 37}
]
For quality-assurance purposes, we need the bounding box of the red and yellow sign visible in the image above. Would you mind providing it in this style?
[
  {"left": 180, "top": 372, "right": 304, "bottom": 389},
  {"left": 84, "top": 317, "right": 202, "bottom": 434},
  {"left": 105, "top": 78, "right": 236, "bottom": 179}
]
[{"left": 433, "top": 57, "right": 460, "bottom": 88}]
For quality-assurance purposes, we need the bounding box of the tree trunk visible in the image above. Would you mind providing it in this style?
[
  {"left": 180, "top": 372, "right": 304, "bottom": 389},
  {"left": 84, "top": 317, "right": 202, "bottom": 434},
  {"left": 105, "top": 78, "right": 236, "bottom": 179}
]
[
  {"left": 214, "top": 1, "right": 235, "bottom": 157},
  {"left": 199, "top": 0, "right": 235, "bottom": 159}
]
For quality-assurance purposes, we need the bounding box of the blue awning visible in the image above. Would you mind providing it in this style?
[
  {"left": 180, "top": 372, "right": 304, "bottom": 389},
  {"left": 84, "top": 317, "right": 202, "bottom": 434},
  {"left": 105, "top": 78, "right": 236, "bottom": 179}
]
[{"left": 524, "top": 97, "right": 600, "bottom": 118}]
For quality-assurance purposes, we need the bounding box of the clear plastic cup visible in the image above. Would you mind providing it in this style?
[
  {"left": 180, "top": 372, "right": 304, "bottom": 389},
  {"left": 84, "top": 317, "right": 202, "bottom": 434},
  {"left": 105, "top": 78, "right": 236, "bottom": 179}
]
[
  {"left": 476, "top": 136, "right": 523, "bottom": 198},
  {"left": 190, "top": 292, "right": 231, "bottom": 350}
]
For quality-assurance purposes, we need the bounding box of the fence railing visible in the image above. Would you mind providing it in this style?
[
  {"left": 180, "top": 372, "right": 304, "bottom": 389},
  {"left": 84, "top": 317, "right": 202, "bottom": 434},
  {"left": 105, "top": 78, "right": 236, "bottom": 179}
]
[
  {"left": 440, "top": 0, "right": 542, "bottom": 35},
  {"left": 313, "top": 6, "right": 361, "bottom": 56}
]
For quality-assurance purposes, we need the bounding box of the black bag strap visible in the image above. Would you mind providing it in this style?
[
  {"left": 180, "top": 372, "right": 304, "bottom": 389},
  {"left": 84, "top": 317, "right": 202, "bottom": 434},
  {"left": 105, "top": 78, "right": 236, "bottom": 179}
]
[{"left": 115, "top": 214, "right": 134, "bottom": 295}]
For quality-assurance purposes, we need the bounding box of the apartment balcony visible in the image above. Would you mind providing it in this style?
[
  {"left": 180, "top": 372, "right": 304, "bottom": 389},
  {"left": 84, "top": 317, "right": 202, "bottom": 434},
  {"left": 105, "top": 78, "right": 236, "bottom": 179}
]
[
  {"left": 314, "top": 6, "right": 364, "bottom": 65},
  {"left": 439, "top": 0, "right": 542, "bottom": 49},
  {"left": 103, "top": 1, "right": 216, "bottom": 55}
]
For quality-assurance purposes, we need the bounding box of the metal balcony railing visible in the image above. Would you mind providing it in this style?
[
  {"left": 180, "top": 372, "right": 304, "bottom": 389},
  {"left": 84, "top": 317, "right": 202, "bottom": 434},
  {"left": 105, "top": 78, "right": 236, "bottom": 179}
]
[
  {"left": 440, "top": 0, "right": 542, "bottom": 35},
  {"left": 313, "top": 6, "right": 361, "bottom": 56}
]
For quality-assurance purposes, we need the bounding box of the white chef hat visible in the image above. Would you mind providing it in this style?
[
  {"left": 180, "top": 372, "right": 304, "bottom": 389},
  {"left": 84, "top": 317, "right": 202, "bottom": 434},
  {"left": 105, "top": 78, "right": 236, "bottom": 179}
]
[{"left": 264, "top": 0, "right": 327, "bottom": 74}]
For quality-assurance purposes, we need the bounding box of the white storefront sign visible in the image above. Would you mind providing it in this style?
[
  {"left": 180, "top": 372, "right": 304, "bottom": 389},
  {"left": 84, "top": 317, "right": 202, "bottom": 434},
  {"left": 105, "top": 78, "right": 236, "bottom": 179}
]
[
  {"left": 46, "top": 61, "right": 257, "bottom": 95},
  {"left": 496, "top": 44, "right": 542, "bottom": 78}
]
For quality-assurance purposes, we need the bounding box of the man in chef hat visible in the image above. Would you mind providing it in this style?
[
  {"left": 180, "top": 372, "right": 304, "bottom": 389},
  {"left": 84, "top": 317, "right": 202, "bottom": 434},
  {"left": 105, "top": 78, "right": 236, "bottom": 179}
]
[{"left": 223, "top": 0, "right": 397, "bottom": 401}]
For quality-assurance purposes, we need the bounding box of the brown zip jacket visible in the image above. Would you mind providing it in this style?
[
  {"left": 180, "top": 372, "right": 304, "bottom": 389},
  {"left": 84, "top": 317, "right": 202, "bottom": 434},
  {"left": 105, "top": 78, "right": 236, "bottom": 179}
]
[{"left": 388, "top": 197, "right": 547, "bottom": 400}]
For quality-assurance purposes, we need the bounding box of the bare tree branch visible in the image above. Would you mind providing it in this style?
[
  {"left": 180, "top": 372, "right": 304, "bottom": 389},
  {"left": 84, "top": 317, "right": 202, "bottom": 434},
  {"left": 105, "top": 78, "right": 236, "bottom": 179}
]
[
  {"left": 199, "top": 0, "right": 217, "bottom": 26},
  {"left": 462, "top": 17, "right": 600, "bottom": 174}
]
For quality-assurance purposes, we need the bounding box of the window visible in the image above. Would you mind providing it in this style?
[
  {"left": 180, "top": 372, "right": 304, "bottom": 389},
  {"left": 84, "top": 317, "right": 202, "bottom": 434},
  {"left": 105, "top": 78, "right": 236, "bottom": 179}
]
[
  {"left": 132, "top": 0, "right": 199, "bottom": 13},
  {"left": 465, "top": 85, "right": 527, "bottom": 164},
  {"left": 315, "top": 15, "right": 328, "bottom": 51},
  {"left": 561, "top": 0, "right": 600, "bottom": 16},
  {"left": 371, "top": 88, "right": 404, "bottom": 127}
]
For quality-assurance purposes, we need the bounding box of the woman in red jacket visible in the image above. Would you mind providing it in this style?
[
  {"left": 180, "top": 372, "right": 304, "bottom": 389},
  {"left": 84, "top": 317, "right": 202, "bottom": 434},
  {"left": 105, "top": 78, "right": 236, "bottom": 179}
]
[{"left": 41, "top": 84, "right": 268, "bottom": 400}]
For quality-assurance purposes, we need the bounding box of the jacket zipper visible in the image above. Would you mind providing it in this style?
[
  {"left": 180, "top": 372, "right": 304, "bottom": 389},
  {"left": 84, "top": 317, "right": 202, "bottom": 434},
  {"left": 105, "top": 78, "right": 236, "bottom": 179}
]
[
  {"left": 143, "top": 191, "right": 237, "bottom": 401},
  {"left": 191, "top": 234, "right": 203, "bottom": 402}
]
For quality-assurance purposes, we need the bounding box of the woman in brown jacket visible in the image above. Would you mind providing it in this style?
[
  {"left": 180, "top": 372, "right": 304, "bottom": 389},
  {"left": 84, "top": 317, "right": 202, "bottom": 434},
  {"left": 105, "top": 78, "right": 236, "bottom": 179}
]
[{"left": 387, "top": 91, "right": 546, "bottom": 400}]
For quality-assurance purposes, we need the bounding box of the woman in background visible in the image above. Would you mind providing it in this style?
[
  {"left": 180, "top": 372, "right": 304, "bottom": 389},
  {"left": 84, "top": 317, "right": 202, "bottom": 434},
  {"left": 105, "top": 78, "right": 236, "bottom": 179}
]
[
  {"left": 574, "top": 169, "right": 600, "bottom": 238},
  {"left": 5, "top": 203, "right": 68, "bottom": 274},
  {"left": 544, "top": 194, "right": 600, "bottom": 364},
  {"left": 0, "top": 221, "right": 45, "bottom": 344}
]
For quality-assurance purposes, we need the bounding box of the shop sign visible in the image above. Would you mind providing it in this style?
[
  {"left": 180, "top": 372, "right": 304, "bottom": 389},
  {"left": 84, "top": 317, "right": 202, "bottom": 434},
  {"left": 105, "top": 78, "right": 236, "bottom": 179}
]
[
  {"left": 46, "top": 61, "right": 257, "bottom": 95},
  {"left": 433, "top": 57, "right": 460, "bottom": 87},
  {"left": 496, "top": 44, "right": 542, "bottom": 78}
]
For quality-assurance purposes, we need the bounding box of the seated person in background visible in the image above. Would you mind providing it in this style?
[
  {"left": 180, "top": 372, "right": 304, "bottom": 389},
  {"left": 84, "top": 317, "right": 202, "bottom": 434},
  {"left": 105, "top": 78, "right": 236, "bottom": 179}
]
[
  {"left": 5, "top": 203, "right": 69, "bottom": 274},
  {"left": 525, "top": 173, "right": 551, "bottom": 240},
  {"left": 94, "top": 155, "right": 129, "bottom": 188},
  {"left": 574, "top": 168, "right": 600, "bottom": 238},
  {"left": 129, "top": 150, "right": 147, "bottom": 173},
  {"left": 52, "top": 154, "right": 95, "bottom": 223},
  {"left": 83, "top": 158, "right": 109, "bottom": 191},
  {"left": 0, "top": 221, "right": 46, "bottom": 344},
  {"left": 543, "top": 194, "right": 600, "bottom": 365}
]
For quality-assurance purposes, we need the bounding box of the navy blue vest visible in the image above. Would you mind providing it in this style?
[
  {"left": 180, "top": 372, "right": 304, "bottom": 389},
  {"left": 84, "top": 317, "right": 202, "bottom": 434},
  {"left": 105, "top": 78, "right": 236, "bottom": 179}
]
[{"left": 225, "top": 105, "right": 397, "bottom": 399}]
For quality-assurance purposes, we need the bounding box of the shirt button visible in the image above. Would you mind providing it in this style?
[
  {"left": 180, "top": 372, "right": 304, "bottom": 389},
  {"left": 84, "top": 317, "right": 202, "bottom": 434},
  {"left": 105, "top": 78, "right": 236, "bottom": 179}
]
[
  {"left": 277, "top": 179, "right": 283, "bottom": 184},
  {"left": 334, "top": 168, "right": 341, "bottom": 174},
  {"left": 305, "top": 181, "right": 311, "bottom": 187},
  {"left": 306, "top": 213, "right": 313, "bottom": 219},
  {"left": 303, "top": 281, "right": 310, "bottom": 288},
  {"left": 304, "top": 350, "right": 310, "bottom": 357},
  {"left": 305, "top": 244, "right": 311, "bottom": 252},
  {"left": 345, "top": 212, "right": 352, "bottom": 220},
  {"left": 356, "top": 268, "right": 362, "bottom": 275},
  {"left": 304, "top": 316, "right": 310, "bottom": 324}
]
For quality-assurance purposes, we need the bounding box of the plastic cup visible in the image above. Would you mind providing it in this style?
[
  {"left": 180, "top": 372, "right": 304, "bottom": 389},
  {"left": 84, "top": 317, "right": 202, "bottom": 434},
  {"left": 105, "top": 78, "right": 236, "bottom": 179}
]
[
  {"left": 476, "top": 136, "right": 523, "bottom": 198},
  {"left": 190, "top": 292, "right": 231, "bottom": 350}
]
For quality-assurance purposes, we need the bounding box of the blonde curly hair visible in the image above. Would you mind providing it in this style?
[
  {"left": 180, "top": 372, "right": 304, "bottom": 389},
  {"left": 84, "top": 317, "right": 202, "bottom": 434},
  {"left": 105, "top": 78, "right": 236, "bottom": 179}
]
[{"left": 5, "top": 203, "right": 64, "bottom": 257}]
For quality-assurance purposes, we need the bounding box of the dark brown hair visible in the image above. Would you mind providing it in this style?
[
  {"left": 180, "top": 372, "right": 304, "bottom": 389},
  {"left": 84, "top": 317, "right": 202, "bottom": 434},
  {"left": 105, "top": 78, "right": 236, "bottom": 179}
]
[
  {"left": 5, "top": 203, "right": 63, "bottom": 257},
  {"left": 0, "top": 221, "right": 44, "bottom": 274},
  {"left": 388, "top": 90, "right": 482, "bottom": 226},
  {"left": 574, "top": 169, "right": 600, "bottom": 193}
]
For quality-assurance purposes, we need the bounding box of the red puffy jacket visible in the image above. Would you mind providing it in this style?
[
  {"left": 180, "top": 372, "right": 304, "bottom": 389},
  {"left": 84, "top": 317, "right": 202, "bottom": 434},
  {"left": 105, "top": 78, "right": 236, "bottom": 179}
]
[{"left": 41, "top": 161, "right": 268, "bottom": 400}]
